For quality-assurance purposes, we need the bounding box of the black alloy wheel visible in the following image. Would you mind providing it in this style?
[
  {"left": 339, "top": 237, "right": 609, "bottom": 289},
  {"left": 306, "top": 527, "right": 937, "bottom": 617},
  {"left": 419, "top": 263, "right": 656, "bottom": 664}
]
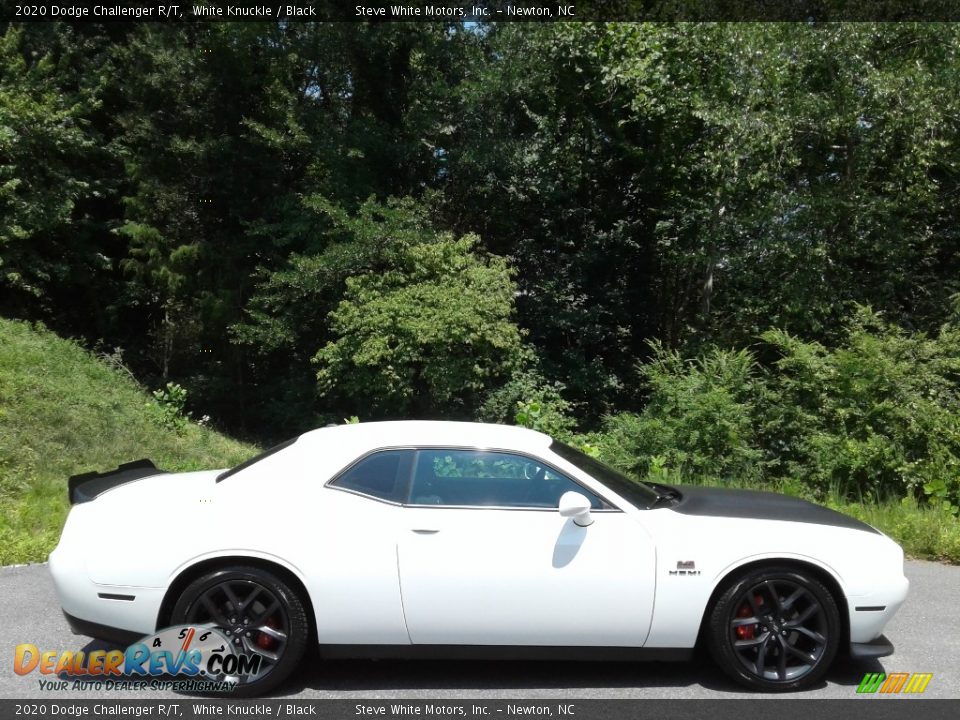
[
  {"left": 171, "top": 566, "right": 309, "bottom": 696},
  {"left": 707, "top": 566, "right": 841, "bottom": 691}
]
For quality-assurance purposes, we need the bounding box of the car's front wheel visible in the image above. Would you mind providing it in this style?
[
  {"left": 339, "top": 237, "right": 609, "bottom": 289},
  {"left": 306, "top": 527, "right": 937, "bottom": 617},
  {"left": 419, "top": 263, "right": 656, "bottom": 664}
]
[
  {"left": 170, "top": 565, "right": 309, "bottom": 697},
  {"left": 706, "top": 566, "right": 841, "bottom": 691}
]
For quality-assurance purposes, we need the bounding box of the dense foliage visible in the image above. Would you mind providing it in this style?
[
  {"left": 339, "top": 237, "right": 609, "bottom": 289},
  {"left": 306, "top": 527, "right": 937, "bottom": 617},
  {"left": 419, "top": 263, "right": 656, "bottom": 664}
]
[
  {"left": 593, "top": 308, "right": 960, "bottom": 508},
  {"left": 313, "top": 232, "right": 525, "bottom": 416},
  {"left": 3, "top": 21, "right": 960, "bottom": 510}
]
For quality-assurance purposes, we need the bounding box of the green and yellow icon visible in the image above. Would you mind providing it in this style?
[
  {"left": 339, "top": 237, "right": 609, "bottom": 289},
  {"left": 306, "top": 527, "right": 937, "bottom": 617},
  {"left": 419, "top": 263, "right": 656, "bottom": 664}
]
[{"left": 857, "top": 672, "right": 933, "bottom": 694}]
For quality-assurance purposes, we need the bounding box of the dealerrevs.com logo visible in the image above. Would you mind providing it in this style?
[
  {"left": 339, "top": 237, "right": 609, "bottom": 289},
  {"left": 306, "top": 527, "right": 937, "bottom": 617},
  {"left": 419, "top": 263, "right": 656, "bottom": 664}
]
[
  {"left": 14, "top": 625, "right": 263, "bottom": 692},
  {"left": 856, "top": 672, "right": 933, "bottom": 695}
]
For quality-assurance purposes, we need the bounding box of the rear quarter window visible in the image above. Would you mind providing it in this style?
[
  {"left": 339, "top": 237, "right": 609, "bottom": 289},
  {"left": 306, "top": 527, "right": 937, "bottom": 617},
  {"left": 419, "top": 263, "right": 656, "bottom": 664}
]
[{"left": 329, "top": 450, "right": 413, "bottom": 503}]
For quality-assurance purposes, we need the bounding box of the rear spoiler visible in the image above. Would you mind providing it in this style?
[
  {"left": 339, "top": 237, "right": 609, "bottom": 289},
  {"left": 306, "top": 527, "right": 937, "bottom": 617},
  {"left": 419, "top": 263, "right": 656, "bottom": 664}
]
[{"left": 68, "top": 459, "right": 166, "bottom": 505}]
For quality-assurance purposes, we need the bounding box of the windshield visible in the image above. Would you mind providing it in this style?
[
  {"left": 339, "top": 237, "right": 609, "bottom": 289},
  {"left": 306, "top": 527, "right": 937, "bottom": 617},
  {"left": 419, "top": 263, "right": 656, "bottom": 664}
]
[{"left": 550, "top": 441, "right": 661, "bottom": 510}]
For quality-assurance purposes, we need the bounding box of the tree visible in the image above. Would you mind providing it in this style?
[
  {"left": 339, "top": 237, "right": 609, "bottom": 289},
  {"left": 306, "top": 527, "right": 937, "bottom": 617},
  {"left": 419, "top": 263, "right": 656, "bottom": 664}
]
[
  {"left": 0, "top": 26, "right": 104, "bottom": 313},
  {"left": 4, "top": 21, "right": 960, "bottom": 440},
  {"left": 314, "top": 233, "right": 526, "bottom": 417},
  {"left": 439, "top": 24, "right": 663, "bottom": 416},
  {"left": 605, "top": 24, "right": 960, "bottom": 347}
]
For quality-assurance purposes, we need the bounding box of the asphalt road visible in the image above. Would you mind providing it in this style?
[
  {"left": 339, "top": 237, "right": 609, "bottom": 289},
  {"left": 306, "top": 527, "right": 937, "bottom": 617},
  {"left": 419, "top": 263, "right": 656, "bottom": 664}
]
[{"left": 0, "top": 560, "right": 956, "bottom": 700}]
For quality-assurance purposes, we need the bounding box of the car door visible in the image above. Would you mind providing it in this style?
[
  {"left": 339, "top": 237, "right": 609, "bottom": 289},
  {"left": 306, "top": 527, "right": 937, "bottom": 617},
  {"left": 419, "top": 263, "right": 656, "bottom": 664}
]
[{"left": 397, "top": 448, "right": 656, "bottom": 647}]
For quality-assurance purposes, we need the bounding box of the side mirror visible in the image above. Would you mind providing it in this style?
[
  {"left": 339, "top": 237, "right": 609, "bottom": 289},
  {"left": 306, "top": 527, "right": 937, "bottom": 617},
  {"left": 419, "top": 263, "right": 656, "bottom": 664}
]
[{"left": 558, "top": 491, "right": 594, "bottom": 527}]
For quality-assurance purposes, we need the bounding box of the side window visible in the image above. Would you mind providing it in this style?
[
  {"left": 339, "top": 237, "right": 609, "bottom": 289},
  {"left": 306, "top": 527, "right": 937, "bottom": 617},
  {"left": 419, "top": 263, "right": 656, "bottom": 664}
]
[
  {"left": 330, "top": 450, "right": 412, "bottom": 503},
  {"left": 409, "top": 449, "right": 606, "bottom": 509}
]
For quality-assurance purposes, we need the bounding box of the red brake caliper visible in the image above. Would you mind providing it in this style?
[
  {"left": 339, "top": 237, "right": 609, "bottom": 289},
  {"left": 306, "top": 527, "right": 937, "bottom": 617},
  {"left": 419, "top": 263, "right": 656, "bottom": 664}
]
[
  {"left": 256, "top": 615, "right": 279, "bottom": 650},
  {"left": 735, "top": 595, "right": 763, "bottom": 640}
]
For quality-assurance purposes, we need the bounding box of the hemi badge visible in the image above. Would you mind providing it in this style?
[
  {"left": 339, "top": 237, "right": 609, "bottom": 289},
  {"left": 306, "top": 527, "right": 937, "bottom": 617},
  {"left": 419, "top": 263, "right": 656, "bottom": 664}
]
[{"left": 669, "top": 560, "right": 701, "bottom": 576}]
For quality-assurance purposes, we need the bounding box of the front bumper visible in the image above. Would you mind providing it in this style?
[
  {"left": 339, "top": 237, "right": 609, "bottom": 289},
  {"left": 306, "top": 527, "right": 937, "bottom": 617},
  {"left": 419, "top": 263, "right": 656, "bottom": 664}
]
[
  {"left": 850, "top": 634, "right": 894, "bottom": 659},
  {"left": 847, "top": 572, "right": 909, "bottom": 644}
]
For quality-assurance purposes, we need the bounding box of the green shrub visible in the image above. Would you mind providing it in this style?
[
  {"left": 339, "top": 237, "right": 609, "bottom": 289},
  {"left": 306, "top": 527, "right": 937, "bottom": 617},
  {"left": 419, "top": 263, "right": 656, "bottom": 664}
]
[
  {"left": 760, "top": 308, "right": 960, "bottom": 507},
  {"left": 479, "top": 369, "right": 577, "bottom": 441},
  {"left": 592, "top": 308, "right": 960, "bottom": 509},
  {"left": 147, "top": 381, "right": 191, "bottom": 433},
  {"left": 597, "top": 345, "right": 766, "bottom": 486},
  {"left": 314, "top": 234, "right": 526, "bottom": 417}
]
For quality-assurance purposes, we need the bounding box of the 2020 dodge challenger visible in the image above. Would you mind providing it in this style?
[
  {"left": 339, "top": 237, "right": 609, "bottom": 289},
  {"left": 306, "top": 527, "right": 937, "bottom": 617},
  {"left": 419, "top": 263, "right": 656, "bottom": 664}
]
[{"left": 50, "top": 421, "right": 908, "bottom": 695}]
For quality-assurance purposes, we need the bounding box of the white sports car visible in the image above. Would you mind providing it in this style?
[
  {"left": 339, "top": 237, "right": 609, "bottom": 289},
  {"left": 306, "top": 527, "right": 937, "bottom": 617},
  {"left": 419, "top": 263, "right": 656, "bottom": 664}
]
[{"left": 50, "top": 421, "right": 908, "bottom": 695}]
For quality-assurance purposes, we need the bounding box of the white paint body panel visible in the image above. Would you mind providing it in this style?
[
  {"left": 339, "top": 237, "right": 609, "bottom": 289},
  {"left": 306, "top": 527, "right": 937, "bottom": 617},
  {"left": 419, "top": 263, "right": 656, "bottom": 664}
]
[
  {"left": 49, "top": 421, "right": 909, "bottom": 654},
  {"left": 398, "top": 507, "right": 655, "bottom": 646}
]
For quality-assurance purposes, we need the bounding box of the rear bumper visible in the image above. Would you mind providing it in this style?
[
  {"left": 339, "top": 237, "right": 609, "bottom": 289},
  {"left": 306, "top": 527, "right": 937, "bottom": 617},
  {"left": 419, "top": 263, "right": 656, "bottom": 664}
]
[
  {"left": 63, "top": 611, "right": 143, "bottom": 646},
  {"left": 850, "top": 633, "right": 894, "bottom": 659},
  {"left": 49, "top": 542, "right": 163, "bottom": 638}
]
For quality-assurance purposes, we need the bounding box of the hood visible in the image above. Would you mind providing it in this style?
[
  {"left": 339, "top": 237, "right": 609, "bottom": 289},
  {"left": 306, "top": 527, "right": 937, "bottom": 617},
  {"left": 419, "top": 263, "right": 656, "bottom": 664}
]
[{"left": 666, "top": 484, "right": 878, "bottom": 534}]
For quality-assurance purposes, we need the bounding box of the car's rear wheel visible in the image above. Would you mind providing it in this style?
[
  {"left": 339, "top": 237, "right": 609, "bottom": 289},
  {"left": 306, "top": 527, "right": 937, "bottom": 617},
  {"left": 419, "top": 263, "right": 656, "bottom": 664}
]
[
  {"left": 170, "top": 565, "right": 309, "bottom": 697},
  {"left": 706, "top": 566, "right": 841, "bottom": 691}
]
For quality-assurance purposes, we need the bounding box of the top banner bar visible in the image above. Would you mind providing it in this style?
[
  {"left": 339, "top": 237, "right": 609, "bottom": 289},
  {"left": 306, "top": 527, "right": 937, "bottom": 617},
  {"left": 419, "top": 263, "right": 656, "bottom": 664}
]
[{"left": 4, "top": 0, "right": 960, "bottom": 22}]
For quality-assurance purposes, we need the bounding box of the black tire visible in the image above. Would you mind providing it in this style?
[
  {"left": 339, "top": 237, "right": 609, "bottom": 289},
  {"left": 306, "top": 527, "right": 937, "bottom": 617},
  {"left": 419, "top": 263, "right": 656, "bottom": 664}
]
[
  {"left": 170, "top": 565, "right": 309, "bottom": 697},
  {"left": 706, "top": 565, "right": 841, "bottom": 691}
]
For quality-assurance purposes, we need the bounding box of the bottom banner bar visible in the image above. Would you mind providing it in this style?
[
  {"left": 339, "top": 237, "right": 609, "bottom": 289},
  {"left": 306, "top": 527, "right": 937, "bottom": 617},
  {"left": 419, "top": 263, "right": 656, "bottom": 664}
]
[{"left": 1, "top": 699, "right": 958, "bottom": 720}]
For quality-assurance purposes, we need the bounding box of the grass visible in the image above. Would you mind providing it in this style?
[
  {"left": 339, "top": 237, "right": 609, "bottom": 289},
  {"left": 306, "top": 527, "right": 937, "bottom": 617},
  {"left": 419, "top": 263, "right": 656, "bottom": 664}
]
[
  {"left": 0, "top": 318, "right": 258, "bottom": 566},
  {"left": 828, "top": 498, "right": 960, "bottom": 564}
]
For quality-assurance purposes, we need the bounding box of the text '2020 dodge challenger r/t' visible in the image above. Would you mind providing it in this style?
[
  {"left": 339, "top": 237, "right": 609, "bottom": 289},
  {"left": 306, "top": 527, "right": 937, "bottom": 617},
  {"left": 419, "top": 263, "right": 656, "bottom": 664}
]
[{"left": 50, "top": 421, "right": 908, "bottom": 695}]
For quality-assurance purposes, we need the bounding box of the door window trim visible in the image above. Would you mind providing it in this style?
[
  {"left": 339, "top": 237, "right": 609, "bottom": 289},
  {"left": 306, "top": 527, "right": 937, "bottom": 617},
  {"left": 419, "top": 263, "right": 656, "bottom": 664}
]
[{"left": 325, "top": 445, "right": 623, "bottom": 512}]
